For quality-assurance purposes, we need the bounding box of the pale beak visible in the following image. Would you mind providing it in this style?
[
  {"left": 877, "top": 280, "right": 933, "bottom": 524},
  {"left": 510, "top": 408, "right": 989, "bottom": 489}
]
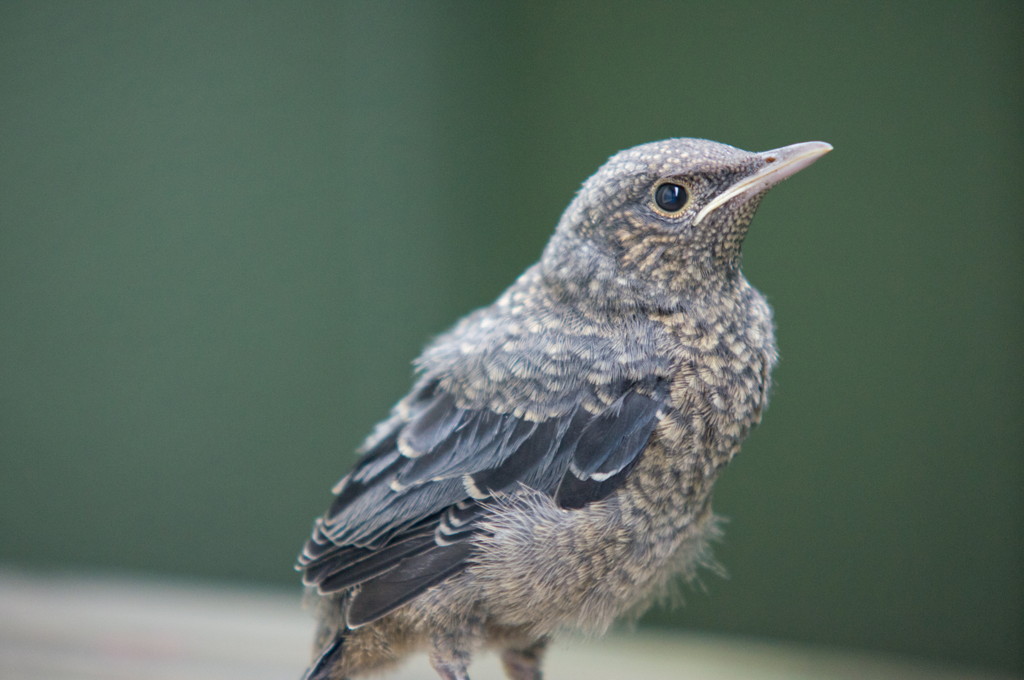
[{"left": 694, "top": 141, "right": 833, "bottom": 225}]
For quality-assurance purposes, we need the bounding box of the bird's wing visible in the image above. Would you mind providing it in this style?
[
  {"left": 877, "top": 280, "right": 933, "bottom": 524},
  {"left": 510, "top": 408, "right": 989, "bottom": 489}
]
[{"left": 298, "top": 376, "right": 666, "bottom": 627}]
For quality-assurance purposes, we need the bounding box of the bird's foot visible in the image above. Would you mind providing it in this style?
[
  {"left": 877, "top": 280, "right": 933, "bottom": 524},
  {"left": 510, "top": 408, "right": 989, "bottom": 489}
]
[
  {"left": 429, "top": 652, "right": 471, "bottom": 680},
  {"left": 429, "top": 630, "right": 474, "bottom": 680},
  {"left": 500, "top": 637, "right": 548, "bottom": 680}
]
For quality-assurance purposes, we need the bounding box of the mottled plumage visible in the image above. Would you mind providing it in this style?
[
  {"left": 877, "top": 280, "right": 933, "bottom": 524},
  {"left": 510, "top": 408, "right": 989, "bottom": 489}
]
[{"left": 298, "top": 137, "right": 831, "bottom": 679}]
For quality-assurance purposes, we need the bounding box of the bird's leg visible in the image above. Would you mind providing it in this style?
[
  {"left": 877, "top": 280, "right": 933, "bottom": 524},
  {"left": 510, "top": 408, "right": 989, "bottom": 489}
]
[
  {"left": 428, "top": 645, "right": 472, "bottom": 680},
  {"left": 428, "top": 654, "right": 470, "bottom": 680},
  {"left": 500, "top": 637, "right": 548, "bottom": 680},
  {"left": 428, "top": 627, "right": 476, "bottom": 680}
]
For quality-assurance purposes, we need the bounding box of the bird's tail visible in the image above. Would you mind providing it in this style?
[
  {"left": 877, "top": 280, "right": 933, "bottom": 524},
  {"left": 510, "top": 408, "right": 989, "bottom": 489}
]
[{"left": 301, "top": 634, "right": 347, "bottom": 680}]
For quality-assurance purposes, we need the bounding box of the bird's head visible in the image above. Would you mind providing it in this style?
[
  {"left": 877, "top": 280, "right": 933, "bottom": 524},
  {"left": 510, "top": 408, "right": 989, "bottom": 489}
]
[{"left": 539, "top": 138, "right": 831, "bottom": 311}]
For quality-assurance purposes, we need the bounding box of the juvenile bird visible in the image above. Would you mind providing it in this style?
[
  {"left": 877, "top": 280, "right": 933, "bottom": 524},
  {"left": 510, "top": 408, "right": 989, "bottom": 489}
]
[{"left": 297, "top": 137, "right": 831, "bottom": 680}]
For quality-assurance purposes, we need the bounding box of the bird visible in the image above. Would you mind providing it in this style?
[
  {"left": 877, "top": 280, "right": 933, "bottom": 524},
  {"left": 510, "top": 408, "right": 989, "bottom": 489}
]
[{"left": 297, "top": 137, "right": 831, "bottom": 680}]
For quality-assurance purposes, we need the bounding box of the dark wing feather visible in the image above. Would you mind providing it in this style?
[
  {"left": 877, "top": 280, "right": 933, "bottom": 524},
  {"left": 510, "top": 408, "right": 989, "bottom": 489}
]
[
  {"left": 468, "top": 411, "right": 583, "bottom": 496},
  {"left": 395, "top": 409, "right": 508, "bottom": 486},
  {"left": 345, "top": 542, "right": 475, "bottom": 628},
  {"left": 398, "top": 391, "right": 464, "bottom": 453},
  {"left": 568, "top": 391, "right": 662, "bottom": 480},
  {"left": 299, "top": 378, "right": 666, "bottom": 625},
  {"left": 552, "top": 391, "right": 662, "bottom": 508},
  {"left": 317, "top": 533, "right": 436, "bottom": 592}
]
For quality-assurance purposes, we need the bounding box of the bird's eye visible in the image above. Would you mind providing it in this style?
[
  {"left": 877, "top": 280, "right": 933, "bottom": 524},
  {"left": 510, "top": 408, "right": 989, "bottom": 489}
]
[{"left": 654, "top": 183, "right": 688, "bottom": 213}]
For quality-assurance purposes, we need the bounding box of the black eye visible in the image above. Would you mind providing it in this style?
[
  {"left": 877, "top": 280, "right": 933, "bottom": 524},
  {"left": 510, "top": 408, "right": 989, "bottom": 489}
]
[{"left": 654, "top": 183, "right": 688, "bottom": 212}]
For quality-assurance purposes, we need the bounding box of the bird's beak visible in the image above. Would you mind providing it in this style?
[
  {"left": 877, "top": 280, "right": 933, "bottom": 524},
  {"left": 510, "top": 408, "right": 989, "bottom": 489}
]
[{"left": 694, "top": 141, "right": 833, "bottom": 225}]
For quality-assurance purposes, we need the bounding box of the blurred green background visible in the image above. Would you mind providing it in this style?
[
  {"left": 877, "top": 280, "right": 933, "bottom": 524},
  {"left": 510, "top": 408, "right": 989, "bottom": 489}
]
[{"left": 1, "top": 1, "right": 1020, "bottom": 675}]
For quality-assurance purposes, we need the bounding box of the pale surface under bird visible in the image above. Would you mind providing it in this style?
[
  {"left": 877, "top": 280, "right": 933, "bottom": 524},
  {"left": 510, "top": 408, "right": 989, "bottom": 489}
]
[{"left": 297, "top": 137, "right": 832, "bottom": 680}]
